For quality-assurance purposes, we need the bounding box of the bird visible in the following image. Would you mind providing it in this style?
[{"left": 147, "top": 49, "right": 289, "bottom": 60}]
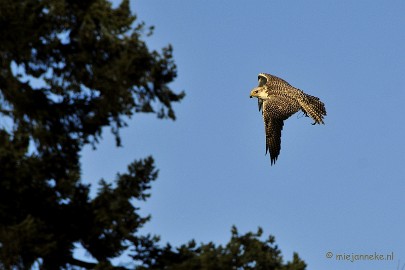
[{"left": 249, "top": 73, "right": 326, "bottom": 165}]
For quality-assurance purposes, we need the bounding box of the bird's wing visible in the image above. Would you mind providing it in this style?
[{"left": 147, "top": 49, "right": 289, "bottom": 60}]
[
  {"left": 262, "top": 100, "right": 285, "bottom": 165},
  {"left": 260, "top": 73, "right": 292, "bottom": 88},
  {"left": 258, "top": 99, "right": 263, "bottom": 112},
  {"left": 289, "top": 88, "right": 327, "bottom": 125},
  {"left": 257, "top": 74, "right": 268, "bottom": 112},
  {"left": 258, "top": 73, "right": 268, "bottom": 87}
]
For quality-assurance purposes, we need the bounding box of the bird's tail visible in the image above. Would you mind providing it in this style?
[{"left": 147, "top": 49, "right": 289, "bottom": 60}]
[{"left": 300, "top": 94, "right": 327, "bottom": 125}]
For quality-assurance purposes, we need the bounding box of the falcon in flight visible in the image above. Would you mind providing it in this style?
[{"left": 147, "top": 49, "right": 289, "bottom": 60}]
[{"left": 250, "top": 73, "right": 327, "bottom": 165}]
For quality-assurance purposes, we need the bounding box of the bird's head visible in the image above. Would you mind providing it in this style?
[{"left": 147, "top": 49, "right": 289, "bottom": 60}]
[
  {"left": 249, "top": 87, "right": 267, "bottom": 99},
  {"left": 250, "top": 73, "right": 269, "bottom": 99}
]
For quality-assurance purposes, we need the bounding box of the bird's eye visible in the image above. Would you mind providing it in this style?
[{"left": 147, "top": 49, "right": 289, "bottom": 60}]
[{"left": 255, "top": 90, "right": 258, "bottom": 93}]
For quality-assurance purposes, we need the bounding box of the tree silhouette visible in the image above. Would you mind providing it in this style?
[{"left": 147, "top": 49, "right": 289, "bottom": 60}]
[
  {"left": 0, "top": 0, "right": 306, "bottom": 269},
  {"left": 133, "top": 227, "right": 306, "bottom": 270}
]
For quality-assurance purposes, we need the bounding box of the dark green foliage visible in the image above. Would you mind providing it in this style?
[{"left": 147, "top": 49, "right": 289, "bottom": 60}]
[
  {"left": 0, "top": 0, "right": 182, "bottom": 268},
  {"left": 0, "top": 0, "right": 306, "bottom": 269},
  {"left": 0, "top": 124, "right": 158, "bottom": 269},
  {"left": 132, "top": 227, "right": 306, "bottom": 270}
]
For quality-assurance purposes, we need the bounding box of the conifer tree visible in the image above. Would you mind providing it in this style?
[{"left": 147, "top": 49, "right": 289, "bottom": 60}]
[{"left": 0, "top": 1, "right": 306, "bottom": 269}]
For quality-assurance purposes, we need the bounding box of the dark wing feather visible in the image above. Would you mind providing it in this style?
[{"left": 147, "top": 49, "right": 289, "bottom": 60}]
[
  {"left": 258, "top": 99, "right": 263, "bottom": 112},
  {"left": 264, "top": 118, "right": 284, "bottom": 165},
  {"left": 257, "top": 74, "right": 267, "bottom": 112},
  {"left": 262, "top": 100, "right": 285, "bottom": 165},
  {"left": 258, "top": 74, "right": 267, "bottom": 87},
  {"left": 263, "top": 73, "right": 292, "bottom": 87}
]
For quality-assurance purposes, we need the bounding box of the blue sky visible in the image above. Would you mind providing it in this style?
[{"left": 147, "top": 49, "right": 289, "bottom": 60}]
[{"left": 80, "top": 1, "right": 405, "bottom": 269}]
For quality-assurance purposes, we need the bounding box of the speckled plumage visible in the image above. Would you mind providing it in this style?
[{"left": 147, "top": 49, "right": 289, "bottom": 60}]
[{"left": 250, "top": 73, "right": 327, "bottom": 165}]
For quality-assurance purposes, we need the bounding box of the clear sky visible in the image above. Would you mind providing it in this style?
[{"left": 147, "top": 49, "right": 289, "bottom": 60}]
[{"left": 80, "top": 1, "right": 405, "bottom": 269}]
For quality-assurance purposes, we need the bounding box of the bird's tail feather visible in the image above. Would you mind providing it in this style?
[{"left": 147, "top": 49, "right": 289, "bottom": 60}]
[{"left": 300, "top": 94, "right": 327, "bottom": 124}]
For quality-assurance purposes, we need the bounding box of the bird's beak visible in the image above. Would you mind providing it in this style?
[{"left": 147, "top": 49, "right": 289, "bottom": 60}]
[{"left": 249, "top": 88, "right": 258, "bottom": 98}]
